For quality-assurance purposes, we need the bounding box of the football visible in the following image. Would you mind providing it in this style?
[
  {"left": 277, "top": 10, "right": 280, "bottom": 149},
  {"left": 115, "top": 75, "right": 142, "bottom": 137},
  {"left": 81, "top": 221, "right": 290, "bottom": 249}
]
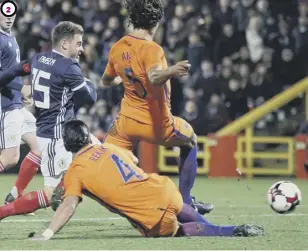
[{"left": 267, "top": 181, "right": 302, "bottom": 214}]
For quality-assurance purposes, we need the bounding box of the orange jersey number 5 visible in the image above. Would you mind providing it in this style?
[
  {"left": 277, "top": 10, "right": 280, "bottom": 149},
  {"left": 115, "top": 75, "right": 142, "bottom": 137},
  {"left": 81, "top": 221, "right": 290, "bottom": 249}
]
[{"left": 124, "top": 67, "right": 147, "bottom": 99}]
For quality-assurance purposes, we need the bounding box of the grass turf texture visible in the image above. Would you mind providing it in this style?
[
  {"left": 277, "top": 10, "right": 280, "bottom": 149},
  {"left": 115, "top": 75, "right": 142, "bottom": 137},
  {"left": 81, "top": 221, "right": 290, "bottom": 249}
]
[{"left": 0, "top": 175, "right": 307, "bottom": 250}]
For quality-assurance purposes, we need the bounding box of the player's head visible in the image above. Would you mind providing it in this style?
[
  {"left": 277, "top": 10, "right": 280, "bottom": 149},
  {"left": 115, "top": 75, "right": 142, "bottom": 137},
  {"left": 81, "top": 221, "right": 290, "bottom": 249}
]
[
  {"left": 123, "top": 0, "right": 164, "bottom": 35},
  {"left": 51, "top": 21, "right": 84, "bottom": 60},
  {"left": 0, "top": 0, "right": 17, "bottom": 32},
  {"left": 62, "top": 120, "right": 91, "bottom": 153}
]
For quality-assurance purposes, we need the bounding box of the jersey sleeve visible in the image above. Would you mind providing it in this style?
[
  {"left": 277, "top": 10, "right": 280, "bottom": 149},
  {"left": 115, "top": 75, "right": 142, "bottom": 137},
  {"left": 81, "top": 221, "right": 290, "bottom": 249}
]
[
  {"left": 64, "top": 63, "right": 86, "bottom": 92},
  {"left": 104, "top": 57, "right": 117, "bottom": 77},
  {"left": 142, "top": 44, "right": 165, "bottom": 73},
  {"left": 64, "top": 166, "right": 83, "bottom": 199}
]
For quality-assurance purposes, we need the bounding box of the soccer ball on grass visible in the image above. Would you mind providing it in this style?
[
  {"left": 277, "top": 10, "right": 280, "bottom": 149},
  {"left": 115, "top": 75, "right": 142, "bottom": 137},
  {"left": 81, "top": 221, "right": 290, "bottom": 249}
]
[{"left": 267, "top": 181, "right": 301, "bottom": 214}]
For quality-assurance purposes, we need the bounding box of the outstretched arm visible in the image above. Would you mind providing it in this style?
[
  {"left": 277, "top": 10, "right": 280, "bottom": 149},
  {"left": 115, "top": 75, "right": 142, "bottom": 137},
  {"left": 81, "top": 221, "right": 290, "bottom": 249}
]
[
  {"left": 30, "top": 196, "right": 79, "bottom": 241},
  {"left": 0, "top": 60, "right": 31, "bottom": 89},
  {"left": 73, "top": 78, "right": 98, "bottom": 111},
  {"left": 65, "top": 63, "right": 98, "bottom": 110},
  {"left": 100, "top": 74, "right": 122, "bottom": 87},
  {"left": 147, "top": 61, "right": 191, "bottom": 86},
  {"left": 100, "top": 58, "right": 122, "bottom": 88}
]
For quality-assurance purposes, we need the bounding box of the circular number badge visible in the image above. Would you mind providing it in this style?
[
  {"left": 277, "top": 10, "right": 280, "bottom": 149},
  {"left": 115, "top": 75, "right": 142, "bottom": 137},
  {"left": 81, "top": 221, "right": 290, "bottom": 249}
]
[{"left": 1, "top": 1, "right": 17, "bottom": 17}]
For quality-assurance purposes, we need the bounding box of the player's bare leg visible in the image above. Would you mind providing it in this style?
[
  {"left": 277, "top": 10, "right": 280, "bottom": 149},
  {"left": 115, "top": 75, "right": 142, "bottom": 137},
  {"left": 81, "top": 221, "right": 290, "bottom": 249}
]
[
  {"left": 4, "top": 132, "right": 40, "bottom": 205},
  {"left": 178, "top": 133, "right": 214, "bottom": 215},
  {"left": 0, "top": 186, "right": 53, "bottom": 220},
  {"left": 0, "top": 147, "right": 20, "bottom": 173}
]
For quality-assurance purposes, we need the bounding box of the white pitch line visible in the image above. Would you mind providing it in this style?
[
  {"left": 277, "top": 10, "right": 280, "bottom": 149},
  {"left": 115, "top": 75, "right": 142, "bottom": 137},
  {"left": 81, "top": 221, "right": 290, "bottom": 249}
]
[{"left": 1, "top": 213, "right": 307, "bottom": 223}]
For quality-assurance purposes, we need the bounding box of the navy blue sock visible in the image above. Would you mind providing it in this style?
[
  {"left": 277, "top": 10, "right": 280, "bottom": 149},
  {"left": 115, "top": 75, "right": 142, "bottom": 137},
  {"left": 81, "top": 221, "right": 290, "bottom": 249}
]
[
  {"left": 177, "top": 204, "right": 236, "bottom": 237},
  {"left": 178, "top": 147, "right": 197, "bottom": 204},
  {"left": 181, "top": 222, "right": 235, "bottom": 237}
]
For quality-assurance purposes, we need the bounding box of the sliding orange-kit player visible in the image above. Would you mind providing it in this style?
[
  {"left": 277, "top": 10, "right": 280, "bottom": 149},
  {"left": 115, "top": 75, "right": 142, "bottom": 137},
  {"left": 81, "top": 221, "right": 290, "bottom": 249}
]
[
  {"left": 100, "top": 0, "right": 213, "bottom": 214},
  {"left": 28, "top": 121, "right": 264, "bottom": 240}
]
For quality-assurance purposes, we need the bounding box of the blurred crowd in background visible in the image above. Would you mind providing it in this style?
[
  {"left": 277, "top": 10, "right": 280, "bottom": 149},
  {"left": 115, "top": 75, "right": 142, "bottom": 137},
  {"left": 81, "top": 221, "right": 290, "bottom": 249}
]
[{"left": 13, "top": 0, "right": 308, "bottom": 138}]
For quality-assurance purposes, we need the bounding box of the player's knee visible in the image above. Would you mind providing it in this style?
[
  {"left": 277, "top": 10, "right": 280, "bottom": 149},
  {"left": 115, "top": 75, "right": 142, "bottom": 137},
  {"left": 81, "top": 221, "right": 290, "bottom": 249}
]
[
  {"left": 22, "top": 133, "right": 41, "bottom": 157},
  {"left": 0, "top": 148, "right": 20, "bottom": 168},
  {"left": 190, "top": 133, "right": 197, "bottom": 147},
  {"left": 179, "top": 145, "right": 193, "bottom": 159},
  {"left": 50, "top": 181, "right": 66, "bottom": 211}
]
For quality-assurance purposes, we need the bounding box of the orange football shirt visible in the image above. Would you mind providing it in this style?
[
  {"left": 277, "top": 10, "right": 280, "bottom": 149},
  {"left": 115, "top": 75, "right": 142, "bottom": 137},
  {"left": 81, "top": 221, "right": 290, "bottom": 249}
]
[
  {"left": 104, "top": 35, "right": 172, "bottom": 125},
  {"left": 64, "top": 143, "right": 176, "bottom": 231}
]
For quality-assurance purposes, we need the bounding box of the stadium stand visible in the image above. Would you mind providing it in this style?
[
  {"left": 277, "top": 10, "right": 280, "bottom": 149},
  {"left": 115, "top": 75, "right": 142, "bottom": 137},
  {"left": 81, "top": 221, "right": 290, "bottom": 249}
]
[{"left": 14, "top": 0, "right": 308, "bottom": 139}]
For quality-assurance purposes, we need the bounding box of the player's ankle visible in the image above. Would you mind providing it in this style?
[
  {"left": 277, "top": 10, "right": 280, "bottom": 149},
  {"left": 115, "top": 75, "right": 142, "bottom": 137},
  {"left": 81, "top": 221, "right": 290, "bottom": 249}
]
[{"left": 10, "top": 186, "right": 22, "bottom": 199}]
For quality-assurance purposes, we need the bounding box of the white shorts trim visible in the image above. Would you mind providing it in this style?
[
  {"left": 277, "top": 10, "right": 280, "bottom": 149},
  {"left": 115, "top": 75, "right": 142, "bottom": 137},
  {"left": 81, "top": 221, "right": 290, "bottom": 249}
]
[
  {"left": 0, "top": 108, "right": 36, "bottom": 149},
  {"left": 37, "top": 137, "right": 72, "bottom": 187}
]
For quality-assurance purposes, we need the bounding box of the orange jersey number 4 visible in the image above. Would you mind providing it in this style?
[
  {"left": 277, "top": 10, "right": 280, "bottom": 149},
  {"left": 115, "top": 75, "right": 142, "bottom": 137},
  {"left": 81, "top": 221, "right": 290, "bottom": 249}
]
[{"left": 111, "top": 154, "right": 144, "bottom": 183}]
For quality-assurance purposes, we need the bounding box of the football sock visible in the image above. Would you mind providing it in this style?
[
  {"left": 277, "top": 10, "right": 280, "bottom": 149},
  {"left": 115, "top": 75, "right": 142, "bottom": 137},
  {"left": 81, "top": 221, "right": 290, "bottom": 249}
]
[
  {"left": 0, "top": 190, "right": 49, "bottom": 220},
  {"left": 180, "top": 222, "right": 235, "bottom": 237},
  {"left": 0, "top": 161, "right": 5, "bottom": 173},
  {"left": 13, "top": 152, "right": 40, "bottom": 198},
  {"left": 178, "top": 146, "right": 197, "bottom": 204},
  {"left": 177, "top": 203, "right": 235, "bottom": 237}
]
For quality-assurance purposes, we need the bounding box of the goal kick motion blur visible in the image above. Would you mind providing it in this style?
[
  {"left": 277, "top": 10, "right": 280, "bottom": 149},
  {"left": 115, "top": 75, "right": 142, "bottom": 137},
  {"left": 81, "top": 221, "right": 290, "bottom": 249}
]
[
  {"left": 29, "top": 120, "right": 264, "bottom": 240},
  {"left": 100, "top": 0, "right": 213, "bottom": 214}
]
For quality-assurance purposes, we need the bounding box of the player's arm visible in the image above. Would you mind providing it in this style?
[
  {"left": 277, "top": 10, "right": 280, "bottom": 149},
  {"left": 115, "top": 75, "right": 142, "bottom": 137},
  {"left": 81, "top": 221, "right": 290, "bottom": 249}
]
[
  {"left": 30, "top": 168, "right": 83, "bottom": 241},
  {"left": 72, "top": 77, "right": 97, "bottom": 108},
  {"left": 143, "top": 45, "right": 191, "bottom": 86},
  {"left": 104, "top": 143, "right": 139, "bottom": 165},
  {"left": 65, "top": 63, "right": 97, "bottom": 108},
  {"left": 100, "top": 73, "right": 122, "bottom": 88},
  {"left": 21, "top": 84, "right": 34, "bottom": 107},
  {"left": 100, "top": 57, "right": 122, "bottom": 88},
  {"left": 120, "top": 148, "right": 139, "bottom": 165},
  {"left": 0, "top": 60, "right": 31, "bottom": 89},
  {"left": 148, "top": 61, "right": 191, "bottom": 85},
  {"left": 30, "top": 195, "right": 79, "bottom": 241}
]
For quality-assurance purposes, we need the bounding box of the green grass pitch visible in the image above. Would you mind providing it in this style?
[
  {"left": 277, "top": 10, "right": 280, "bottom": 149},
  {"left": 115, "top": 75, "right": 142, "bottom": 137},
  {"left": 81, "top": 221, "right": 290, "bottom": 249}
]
[{"left": 0, "top": 175, "right": 307, "bottom": 250}]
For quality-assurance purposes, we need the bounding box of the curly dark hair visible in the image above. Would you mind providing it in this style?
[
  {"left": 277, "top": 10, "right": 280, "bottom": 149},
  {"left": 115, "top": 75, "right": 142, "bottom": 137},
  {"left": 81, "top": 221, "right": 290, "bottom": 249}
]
[{"left": 123, "top": 0, "right": 164, "bottom": 30}]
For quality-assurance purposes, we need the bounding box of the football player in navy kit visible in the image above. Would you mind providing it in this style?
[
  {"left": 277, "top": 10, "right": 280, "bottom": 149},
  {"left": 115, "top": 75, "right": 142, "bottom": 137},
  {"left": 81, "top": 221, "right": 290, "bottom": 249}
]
[
  {"left": 0, "top": 0, "right": 42, "bottom": 208},
  {"left": 0, "top": 21, "right": 99, "bottom": 219}
]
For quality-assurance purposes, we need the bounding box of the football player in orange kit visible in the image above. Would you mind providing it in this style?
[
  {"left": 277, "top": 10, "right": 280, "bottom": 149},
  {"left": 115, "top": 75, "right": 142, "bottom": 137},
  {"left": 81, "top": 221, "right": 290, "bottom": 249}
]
[
  {"left": 29, "top": 120, "right": 264, "bottom": 240},
  {"left": 100, "top": 0, "right": 213, "bottom": 214}
]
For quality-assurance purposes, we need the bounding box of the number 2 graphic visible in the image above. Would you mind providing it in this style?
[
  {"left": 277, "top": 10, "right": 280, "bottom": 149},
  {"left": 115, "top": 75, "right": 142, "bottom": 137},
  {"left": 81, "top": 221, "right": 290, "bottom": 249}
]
[{"left": 0, "top": 1, "right": 17, "bottom": 17}]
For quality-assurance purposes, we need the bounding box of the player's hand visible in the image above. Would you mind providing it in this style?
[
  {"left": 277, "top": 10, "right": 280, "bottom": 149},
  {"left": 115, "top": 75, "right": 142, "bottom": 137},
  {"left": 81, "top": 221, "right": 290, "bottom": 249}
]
[
  {"left": 17, "top": 60, "right": 31, "bottom": 76},
  {"left": 22, "top": 96, "right": 33, "bottom": 106},
  {"left": 114, "top": 76, "right": 122, "bottom": 85},
  {"left": 169, "top": 60, "right": 191, "bottom": 77},
  {"left": 132, "top": 155, "right": 139, "bottom": 165},
  {"left": 29, "top": 234, "right": 49, "bottom": 241},
  {"left": 28, "top": 232, "right": 50, "bottom": 241}
]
